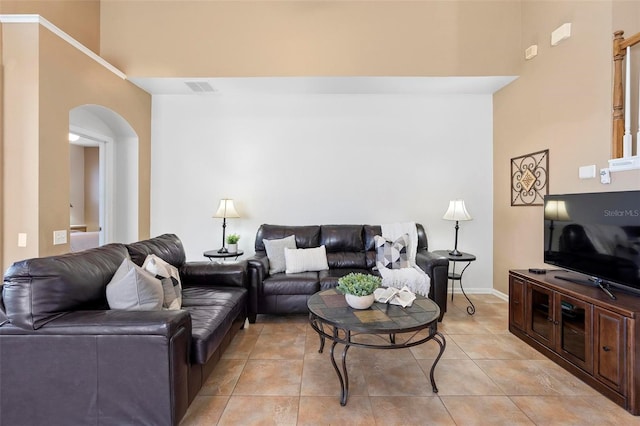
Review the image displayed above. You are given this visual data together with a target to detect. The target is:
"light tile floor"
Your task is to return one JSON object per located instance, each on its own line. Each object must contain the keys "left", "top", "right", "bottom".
{"left": 180, "top": 294, "right": 640, "bottom": 425}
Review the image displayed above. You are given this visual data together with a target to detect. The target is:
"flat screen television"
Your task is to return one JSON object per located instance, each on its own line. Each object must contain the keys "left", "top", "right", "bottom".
{"left": 543, "top": 190, "right": 640, "bottom": 298}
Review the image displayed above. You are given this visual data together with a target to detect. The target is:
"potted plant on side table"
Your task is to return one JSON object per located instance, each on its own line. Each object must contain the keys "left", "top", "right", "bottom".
{"left": 336, "top": 272, "right": 382, "bottom": 309}
{"left": 226, "top": 234, "right": 240, "bottom": 253}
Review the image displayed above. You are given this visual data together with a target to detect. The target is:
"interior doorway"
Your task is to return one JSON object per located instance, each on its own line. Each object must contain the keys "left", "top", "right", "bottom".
{"left": 69, "top": 133, "right": 108, "bottom": 248}
{"left": 69, "top": 105, "right": 139, "bottom": 246}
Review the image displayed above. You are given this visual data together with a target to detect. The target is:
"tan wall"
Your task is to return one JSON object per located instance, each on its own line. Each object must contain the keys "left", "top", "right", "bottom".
{"left": 2, "top": 22, "right": 151, "bottom": 268}
{"left": 0, "top": 1, "right": 118, "bottom": 268}
{"left": 2, "top": 24, "right": 40, "bottom": 263}
{"left": 0, "top": 0, "right": 101, "bottom": 52}
{"left": 0, "top": 22, "right": 4, "bottom": 268}
{"left": 100, "top": 0, "right": 522, "bottom": 78}
{"left": 84, "top": 146, "right": 99, "bottom": 232}
{"left": 493, "top": 0, "right": 640, "bottom": 295}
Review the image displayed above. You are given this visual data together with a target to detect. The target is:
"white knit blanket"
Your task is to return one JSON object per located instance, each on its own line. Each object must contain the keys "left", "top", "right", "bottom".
{"left": 378, "top": 222, "right": 431, "bottom": 297}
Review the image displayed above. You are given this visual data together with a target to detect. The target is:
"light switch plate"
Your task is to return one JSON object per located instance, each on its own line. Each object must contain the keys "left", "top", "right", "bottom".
{"left": 18, "top": 233, "right": 27, "bottom": 247}
{"left": 578, "top": 165, "right": 596, "bottom": 179}
{"left": 53, "top": 230, "right": 67, "bottom": 245}
{"left": 551, "top": 23, "right": 572, "bottom": 46}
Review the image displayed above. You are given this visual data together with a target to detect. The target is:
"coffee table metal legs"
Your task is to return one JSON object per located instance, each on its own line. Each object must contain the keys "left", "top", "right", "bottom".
{"left": 313, "top": 323, "right": 447, "bottom": 406}
{"left": 330, "top": 340, "right": 351, "bottom": 406}
{"left": 429, "top": 331, "right": 447, "bottom": 393}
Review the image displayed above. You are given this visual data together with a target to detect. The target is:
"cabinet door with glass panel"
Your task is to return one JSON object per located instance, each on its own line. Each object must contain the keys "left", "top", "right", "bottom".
{"left": 526, "top": 283, "right": 556, "bottom": 347}
{"left": 526, "top": 282, "right": 593, "bottom": 373}
{"left": 555, "top": 293, "right": 593, "bottom": 373}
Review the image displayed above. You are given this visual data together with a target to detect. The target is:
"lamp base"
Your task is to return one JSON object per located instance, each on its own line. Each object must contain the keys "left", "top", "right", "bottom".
{"left": 448, "top": 249, "right": 463, "bottom": 256}
{"left": 217, "top": 247, "right": 228, "bottom": 254}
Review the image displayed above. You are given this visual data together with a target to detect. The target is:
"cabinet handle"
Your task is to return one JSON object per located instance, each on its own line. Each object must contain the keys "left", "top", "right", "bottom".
{"left": 554, "top": 320, "right": 559, "bottom": 325}
{"left": 547, "top": 317, "right": 554, "bottom": 322}
{"left": 603, "top": 346, "right": 611, "bottom": 352}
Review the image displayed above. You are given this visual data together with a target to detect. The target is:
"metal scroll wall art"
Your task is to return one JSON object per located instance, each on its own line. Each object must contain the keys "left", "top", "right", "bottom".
{"left": 511, "top": 149, "right": 549, "bottom": 206}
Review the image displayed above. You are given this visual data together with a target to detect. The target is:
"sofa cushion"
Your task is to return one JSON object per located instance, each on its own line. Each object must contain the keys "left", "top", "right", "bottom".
{"left": 181, "top": 286, "right": 247, "bottom": 309}
{"left": 325, "top": 252, "right": 367, "bottom": 269}
{"left": 319, "top": 225, "right": 364, "bottom": 252}
{"left": 262, "top": 273, "right": 319, "bottom": 296}
{"left": 2, "top": 243, "right": 129, "bottom": 330}
{"left": 375, "top": 234, "right": 411, "bottom": 269}
{"left": 318, "top": 268, "right": 373, "bottom": 290}
{"left": 106, "top": 258, "right": 165, "bottom": 311}
{"left": 181, "top": 286, "right": 247, "bottom": 365}
{"left": 255, "top": 225, "right": 320, "bottom": 251}
{"left": 264, "top": 235, "right": 297, "bottom": 275}
{"left": 284, "top": 246, "right": 329, "bottom": 274}
{"left": 127, "top": 234, "right": 186, "bottom": 269}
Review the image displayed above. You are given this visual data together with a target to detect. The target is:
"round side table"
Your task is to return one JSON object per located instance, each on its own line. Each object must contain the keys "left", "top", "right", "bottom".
{"left": 433, "top": 250, "right": 477, "bottom": 315}
{"left": 203, "top": 250, "right": 244, "bottom": 262}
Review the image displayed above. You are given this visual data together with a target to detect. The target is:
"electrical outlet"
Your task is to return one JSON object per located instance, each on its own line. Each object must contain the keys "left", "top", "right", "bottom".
{"left": 600, "top": 168, "right": 611, "bottom": 184}
{"left": 525, "top": 45, "right": 538, "bottom": 60}
{"left": 18, "top": 233, "right": 27, "bottom": 247}
{"left": 53, "top": 230, "right": 67, "bottom": 245}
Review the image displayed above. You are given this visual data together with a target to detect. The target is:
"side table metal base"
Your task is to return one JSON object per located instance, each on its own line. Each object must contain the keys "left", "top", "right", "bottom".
{"left": 434, "top": 250, "right": 477, "bottom": 316}
{"left": 449, "top": 261, "right": 476, "bottom": 315}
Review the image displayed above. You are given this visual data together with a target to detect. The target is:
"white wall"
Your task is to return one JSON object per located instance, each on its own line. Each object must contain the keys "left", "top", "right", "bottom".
{"left": 151, "top": 93, "right": 494, "bottom": 293}
{"left": 70, "top": 105, "right": 140, "bottom": 244}
{"left": 69, "top": 144, "right": 85, "bottom": 225}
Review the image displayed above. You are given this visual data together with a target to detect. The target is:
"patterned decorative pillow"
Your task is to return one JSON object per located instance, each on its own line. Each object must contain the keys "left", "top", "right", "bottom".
{"left": 142, "top": 254, "right": 182, "bottom": 310}
{"left": 374, "top": 234, "right": 411, "bottom": 269}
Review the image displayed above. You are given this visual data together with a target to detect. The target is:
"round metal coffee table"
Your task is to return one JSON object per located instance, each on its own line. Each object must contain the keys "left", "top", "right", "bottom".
{"left": 307, "top": 288, "right": 446, "bottom": 406}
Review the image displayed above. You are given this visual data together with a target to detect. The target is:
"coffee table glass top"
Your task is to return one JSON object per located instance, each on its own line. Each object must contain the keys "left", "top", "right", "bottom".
{"left": 307, "top": 288, "right": 440, "bottom": 334}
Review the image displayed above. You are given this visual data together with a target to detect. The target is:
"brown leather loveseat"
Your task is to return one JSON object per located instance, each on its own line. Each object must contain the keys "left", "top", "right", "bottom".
{"left": 0, "top": 234, "right": 247, "bottom": 426}
{"left": 246, "top": 224, "right": 449, "bottom": 323}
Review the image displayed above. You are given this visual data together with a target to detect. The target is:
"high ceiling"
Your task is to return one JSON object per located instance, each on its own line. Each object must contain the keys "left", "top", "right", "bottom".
{"left": 130, "top": 76, "right": 517, "bottom": 96}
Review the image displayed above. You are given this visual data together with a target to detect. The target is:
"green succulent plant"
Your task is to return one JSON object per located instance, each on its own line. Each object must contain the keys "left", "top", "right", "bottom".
{"left": 336, "top": 273, "right": 381, "bottom": 296}
{"left": 226, "top": 233, "right": 240, "bottom": 244}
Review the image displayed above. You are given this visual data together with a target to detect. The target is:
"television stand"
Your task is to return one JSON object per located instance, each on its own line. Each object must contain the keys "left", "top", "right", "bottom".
{"left": 554, "top": 274, "right": 616, "bottom": 300}
{"left": 509, "top": 269, "right": 640, "bottom": 415}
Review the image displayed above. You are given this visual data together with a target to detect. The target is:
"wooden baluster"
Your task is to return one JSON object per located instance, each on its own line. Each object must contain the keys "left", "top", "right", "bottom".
{"left": 613, "top": 31, "right": 625, "bottom": 160}
{"left": 613, "top": 30, "right": 640, "bottom": 160}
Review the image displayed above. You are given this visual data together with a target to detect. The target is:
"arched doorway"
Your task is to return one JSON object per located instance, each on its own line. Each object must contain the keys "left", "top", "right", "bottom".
{"left": 69, "top": 105, "right": 139, "bottom": 245}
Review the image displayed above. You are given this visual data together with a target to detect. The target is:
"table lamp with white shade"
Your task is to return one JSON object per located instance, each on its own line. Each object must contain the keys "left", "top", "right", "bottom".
{"left": 443, "top": 200, "right": 473, "bottom": 256}
{"left": 213, "top": 199, "right": 240, "bottom": 253}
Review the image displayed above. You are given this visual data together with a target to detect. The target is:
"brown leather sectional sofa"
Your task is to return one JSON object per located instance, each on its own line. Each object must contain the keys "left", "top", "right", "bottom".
{"left": 0, "top": 234, "right": 247, "bottom": 426}
{"left": 246, "top": 223, "right": 449, "bottom": 322}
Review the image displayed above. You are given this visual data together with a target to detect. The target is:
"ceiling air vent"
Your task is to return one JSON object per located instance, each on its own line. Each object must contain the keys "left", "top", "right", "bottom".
{"left": 184, "top": 81, "right": 215, "bottom": 93}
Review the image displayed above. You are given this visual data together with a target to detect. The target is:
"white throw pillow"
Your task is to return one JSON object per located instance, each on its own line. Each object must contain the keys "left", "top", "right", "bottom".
{"left": 264, "top": 235, "right": 297, "bottom": 275}
{"left": 142, "top": 254, "right": 182, "bottom": 310}
{"left": 106, "top": 258, "right": 164, "bottom": 311}
{"left": 284, "top": 245, "right": 329, "bottom": 274}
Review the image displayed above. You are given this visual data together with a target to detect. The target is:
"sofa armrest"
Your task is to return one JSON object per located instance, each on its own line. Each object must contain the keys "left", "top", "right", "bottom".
{"left": 0, "top": 309, "right": 191, "bottom": 426}
{"left": 246, "top": 254, "right": 269, "bottom": 277}
{"left": 246, "top": 254, "right": 269, "bottom": 322}
{"left": 0, "top": 309, "right": 192, "bottom": 336}
{"left": 416, "top": 250, "right": 449, "bottom": 320}
{"left": 179, "top": 261, "right": 247, "bottom": 289}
